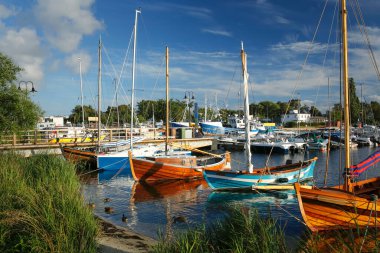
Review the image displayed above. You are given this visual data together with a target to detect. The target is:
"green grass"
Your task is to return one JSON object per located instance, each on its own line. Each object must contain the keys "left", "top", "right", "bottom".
{"left": 0, "top": 153, "right": 98, "bottom": 252}
{"left": 152, "top": 204, "right": 288, "bottom": 253}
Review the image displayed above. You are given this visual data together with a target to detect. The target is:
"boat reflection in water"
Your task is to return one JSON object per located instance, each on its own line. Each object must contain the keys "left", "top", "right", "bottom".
{"left": 130, "top": 179, "right": 209, "bottom": 203}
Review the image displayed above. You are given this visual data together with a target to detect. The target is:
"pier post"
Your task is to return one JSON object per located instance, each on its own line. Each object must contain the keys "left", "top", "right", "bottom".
{"left": 34, "top": 130, "right": 37, "bottom": 145}
{"left": 211, "top": 138, "right": 218, "bottom": 151}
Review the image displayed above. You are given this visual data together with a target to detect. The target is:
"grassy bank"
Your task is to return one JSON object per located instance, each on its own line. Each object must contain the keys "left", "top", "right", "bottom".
{"left": 153, "top": 205, "right": 288, "bottom": 253}
{"left": 0, "top": 153, "right": 98, "bottom": 252}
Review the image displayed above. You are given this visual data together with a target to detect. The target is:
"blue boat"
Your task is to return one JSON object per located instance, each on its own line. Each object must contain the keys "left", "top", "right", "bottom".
{"left": 203, "top": 42, "right": 318, "bottom": 191}
{"left": 203, "top": 158, "right": 317, "bottom": 191}
{"left": 199, "top": 121, "right": 225, "bottom": 135}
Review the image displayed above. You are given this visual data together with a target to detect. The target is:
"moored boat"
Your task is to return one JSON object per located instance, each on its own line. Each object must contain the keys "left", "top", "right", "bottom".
{"left": 129, "top": 151, "right": 230, "bottom": 181}
{"left": 203, "top": 42, "right": 317, "bottom": 191}
{"left": 294, "top": 0, "right": 380, "bottom": 232}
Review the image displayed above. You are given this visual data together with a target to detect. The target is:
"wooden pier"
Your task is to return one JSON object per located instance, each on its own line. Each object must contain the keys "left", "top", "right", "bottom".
{"left": 0, "top": 128, "right": 215, "bottom": 157}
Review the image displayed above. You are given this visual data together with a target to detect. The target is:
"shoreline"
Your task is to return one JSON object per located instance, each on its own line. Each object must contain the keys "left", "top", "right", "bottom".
{"left": 96, "top": 216, "right": 157, "bottom": 253}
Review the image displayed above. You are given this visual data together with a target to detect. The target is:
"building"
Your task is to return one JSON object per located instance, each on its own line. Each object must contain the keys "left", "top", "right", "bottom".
{"left": 36, "top": 116, "right": 69, "bottom": 129}
{"left": 281, "top": 110, "right": 311, "bottom": 124}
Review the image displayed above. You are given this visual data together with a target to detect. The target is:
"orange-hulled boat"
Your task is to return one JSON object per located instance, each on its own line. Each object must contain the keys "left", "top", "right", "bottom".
{"left": 129, "top": 151, "right": 230, "bottom": 181}
{"left": 294, "top": 0, "right": 380, "bottom": 232}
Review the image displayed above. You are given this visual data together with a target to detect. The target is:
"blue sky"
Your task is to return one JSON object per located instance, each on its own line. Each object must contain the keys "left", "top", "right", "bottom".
{"left": 1, "top": 0, "right": 380, "bottom": 116}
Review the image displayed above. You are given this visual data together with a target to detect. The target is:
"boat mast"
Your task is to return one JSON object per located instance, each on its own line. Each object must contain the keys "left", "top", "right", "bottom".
{"left": 97, "top": 37, "right": 102, "bottom": 150}
{"left": 241, "top": 42, "right": 253, "bottom": 173}
{"left": 165, "top": 46, "right": 169, "bottom": 155}
{"left": 79, "top": 57, "right": 85, "bottom": 128}
{"left": 341, "top": 0, "right": 352, "bottom": 192}
{"left": 205, "top": 95, "right": 207, "bottom": 122}
{"left": 130, "top": 8, "right": 141, "bottom": 151}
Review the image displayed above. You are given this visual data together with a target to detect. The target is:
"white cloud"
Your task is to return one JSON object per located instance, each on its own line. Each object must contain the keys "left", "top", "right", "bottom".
{"left": 0, "top": 4, "right": 16, "bottom": 19}
{"left": 202, "top": 28, "right": 232, "bottom": 37}
{"left": 34, "top": 0, "right": 103, "bottom": 53}
{"left": 0, "top": 28, "right": 44, "bottom": 83}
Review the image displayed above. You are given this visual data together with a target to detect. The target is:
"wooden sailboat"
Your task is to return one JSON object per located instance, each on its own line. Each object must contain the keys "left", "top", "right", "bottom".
{"left": 129, "top": 47, "right": 230, "bottom": 181}
{"left": 294, "top": 0, "right": 380, "bottom": 232}
{"left": 202, "top": 42, "right": 318, "bottom": 191}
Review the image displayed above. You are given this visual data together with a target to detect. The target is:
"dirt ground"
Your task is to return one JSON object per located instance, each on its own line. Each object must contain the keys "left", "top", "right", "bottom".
{"left": 96, "top": 217, "right": 157, "bottom": 253}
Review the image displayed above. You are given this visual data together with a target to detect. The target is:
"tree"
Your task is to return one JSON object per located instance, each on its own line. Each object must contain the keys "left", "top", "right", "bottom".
{"left": 68, "top": 105, "right": 96, "bottom": 126}
{"left": 348, "top": 78, "right": 361, "bottom": 123}
{"left": 0, "top": 52, "right": 43, "bottom": 133}
{"left": 310, "top": 106, "right": 322, "bottom": 117}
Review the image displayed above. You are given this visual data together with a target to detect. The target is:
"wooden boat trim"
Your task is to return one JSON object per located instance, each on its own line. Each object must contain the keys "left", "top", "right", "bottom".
{"left": 215, "top": 157, "right": 317, "bottom": 176}
{"left": 128, "top": 150, "right": 138, "bottom": 181}
{"left": 295, "top": 182, "right": 317, "bottom": 231}
{"left": 253, "top": 184, "right": 312, "bottom": 191}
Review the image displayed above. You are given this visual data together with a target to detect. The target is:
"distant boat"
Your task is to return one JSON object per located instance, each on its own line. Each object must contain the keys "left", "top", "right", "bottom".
{"left": 294, "top": 0, "right": 380, "bottom": 232}
{"left": 199, "top": 121, "right": 225, "bottom": 135}
{"left": 203, "top": 42, "right": 317, "bottom": 191}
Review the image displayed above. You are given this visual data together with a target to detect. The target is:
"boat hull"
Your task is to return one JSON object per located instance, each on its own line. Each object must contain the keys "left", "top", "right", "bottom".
{"left": 199, "top": 122, "right": 225, "bottom": 135}
{"left": 203, "top": 158, "right": 317, "bottom": 190}
{"left": 61, "top": 146, "right": 97, "bottom": 168}
{"left": 294, "top": 177, "right": 380, "bottom": 232}
{"left": 130, "top": 154, "right": 228, "bottom": 181}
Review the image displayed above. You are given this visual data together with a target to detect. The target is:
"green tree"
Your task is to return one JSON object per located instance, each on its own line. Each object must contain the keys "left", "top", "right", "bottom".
{"left": 349, "top": 78, "right": 361, "bottom": 123}
{"left": 0, "top": 52, "right": 43, "bottom": 133}
{"left": 310, "top": 106, "right": 322, "bottom": 116}
{"left": 68, "top": 105, "right": 96, "bottom": 126}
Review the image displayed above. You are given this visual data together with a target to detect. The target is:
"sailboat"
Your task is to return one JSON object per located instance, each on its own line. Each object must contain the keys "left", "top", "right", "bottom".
{"left": 129, "top": 47, "right": 230, "bottom": 181}
{"left": 202, "top": 42, "right": 318, "bottom": 191}
{"left": 294, "top": 0, "right": 380, "bottom": 232}
{"left": 61, "top": 9, "right": 165, "bottom": 172}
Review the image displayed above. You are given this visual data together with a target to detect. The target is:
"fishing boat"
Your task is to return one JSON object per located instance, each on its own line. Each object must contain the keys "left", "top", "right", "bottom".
{"left": 129, "top": 47, "right": 230, "bottom": 181}
{"left": 294, "top": 0, "right": 380, "bottom": 232}
{"left": 203, "top": 42, "right": 317, "bottom": 191}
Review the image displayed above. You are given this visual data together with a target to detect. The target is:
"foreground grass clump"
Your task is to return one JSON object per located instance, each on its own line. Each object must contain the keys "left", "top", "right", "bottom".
{"left": 0, "top": 153, "right": 98, "bottom": 252}
{"left": 300, "top": 228, "right": 380, "bottom": 253}
{"left": 153, "top": 205, "right": 288, "bottom": 253}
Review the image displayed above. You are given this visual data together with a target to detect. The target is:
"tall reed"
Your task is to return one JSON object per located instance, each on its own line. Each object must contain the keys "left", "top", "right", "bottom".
{"left": 152, "top": 204, "right": 288, "bottom": 253}
{"left": 0, "top": 153, "right": 98, "bottom": 252}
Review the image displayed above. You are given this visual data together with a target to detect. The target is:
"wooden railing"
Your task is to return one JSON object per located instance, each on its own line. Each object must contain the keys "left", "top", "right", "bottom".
{"left": 0, "top": 127, "right": 165, "bottom": 146}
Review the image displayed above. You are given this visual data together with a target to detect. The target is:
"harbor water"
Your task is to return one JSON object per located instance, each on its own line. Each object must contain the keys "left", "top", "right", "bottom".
{"left": 81, "top": 146, "right": 380, "bottom": 243}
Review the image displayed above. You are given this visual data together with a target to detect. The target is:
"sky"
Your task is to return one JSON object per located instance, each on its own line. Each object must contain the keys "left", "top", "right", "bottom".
{"left": 1, "top": 0, "right": 380, "bottom": 117}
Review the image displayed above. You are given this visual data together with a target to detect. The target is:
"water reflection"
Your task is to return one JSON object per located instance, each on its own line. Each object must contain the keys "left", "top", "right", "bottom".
{"left": 130, "top": 179, "right": 208, "bottom": 203}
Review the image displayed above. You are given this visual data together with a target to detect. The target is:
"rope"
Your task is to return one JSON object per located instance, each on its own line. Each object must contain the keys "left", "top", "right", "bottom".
{"left": 168, "top": 142, "right": 224, "bottom": 158}
{"left": 280, "top": 0, "right": 329, "bottom": 126}
{"left": 359, "top": 195, "right": 377, "bottom": 253}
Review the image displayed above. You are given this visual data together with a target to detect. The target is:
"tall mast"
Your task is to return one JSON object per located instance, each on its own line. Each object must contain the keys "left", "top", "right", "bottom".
{"left": 130, "top": 8, "right": 141, "bottom": 151}
{"left": 79, "top": 57, "right": 85, "bottom": 128}
{"left": 115, "top": 78, "right": 120, "bottom": 128}
{"left": 341, "top": 0, "right": 351, "bottom": 191}
{"left": 165, "top": 46, "right": 169, "bottom": 155}
{"left": 241, "top": 42, "right": 253, "bottom": 173}
{"left": 97, "top": 37, "right": 102, "bottom": 150}
{"left": 204, "top": 95, "right": 207, "bottom": 122}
